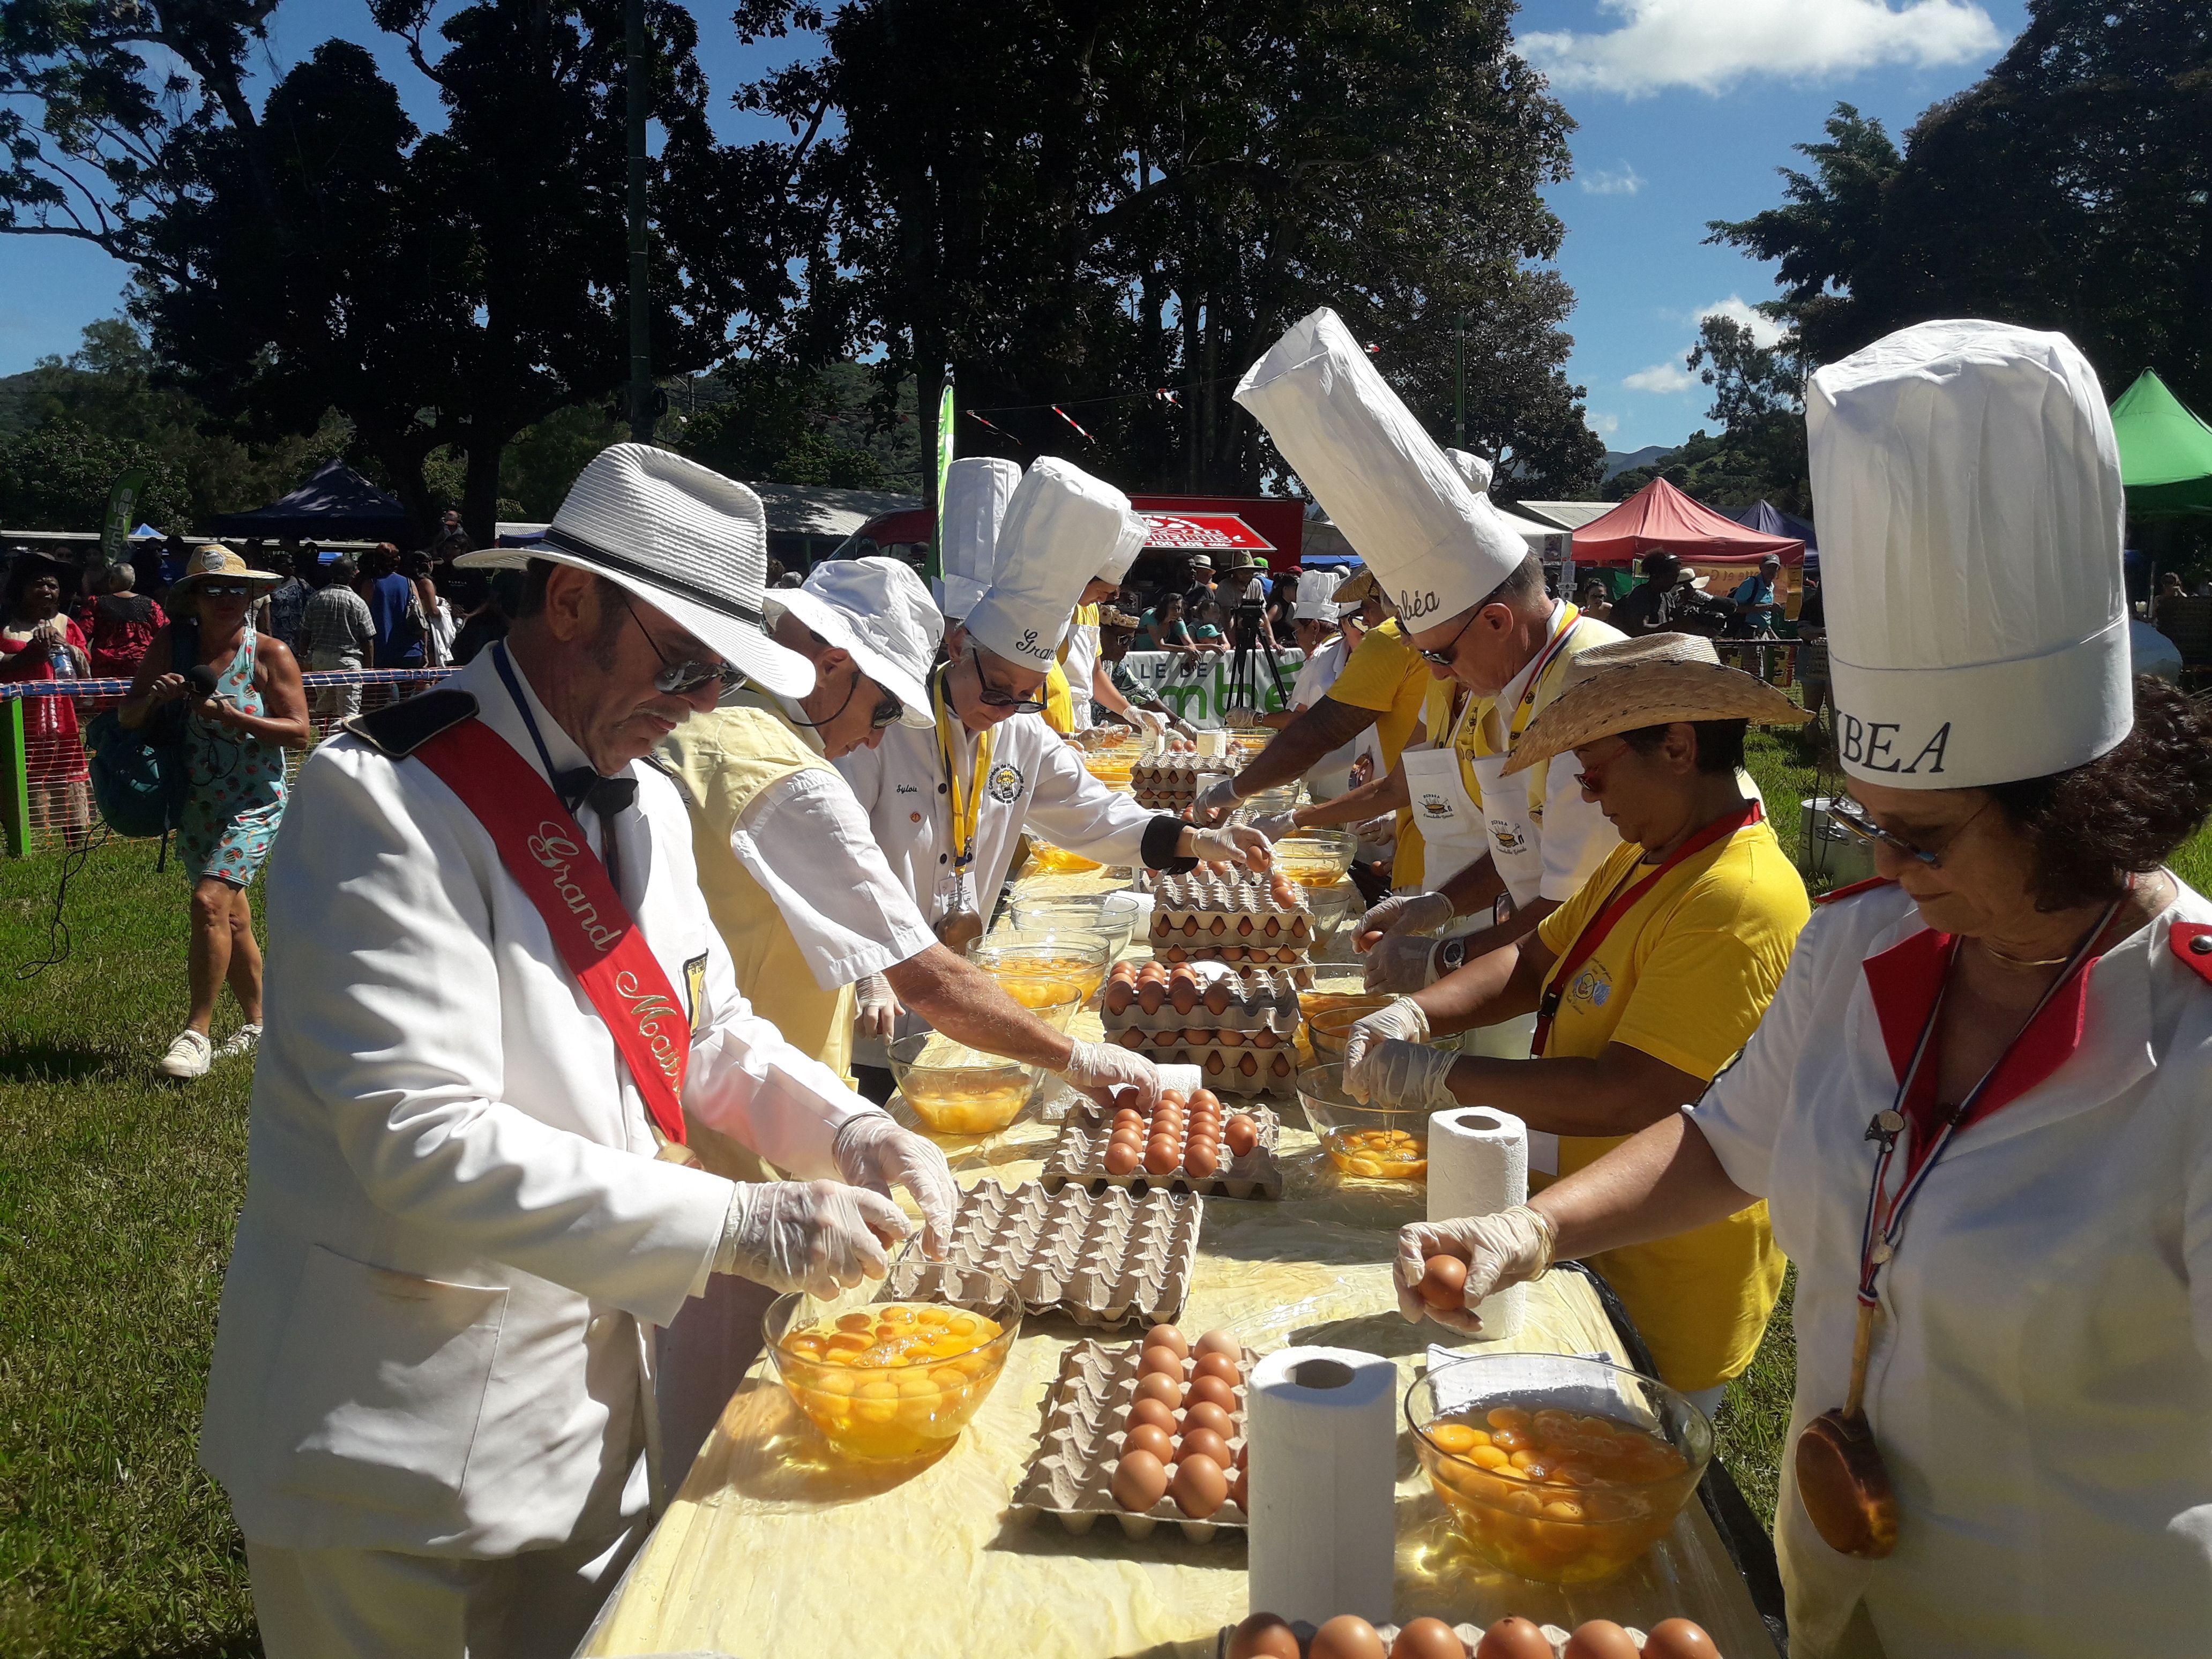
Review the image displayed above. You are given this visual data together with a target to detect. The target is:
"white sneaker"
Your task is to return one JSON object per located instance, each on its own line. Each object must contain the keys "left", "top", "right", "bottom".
{"left": 215, "top": 1023, "right": 262, "bottom": 1061}
{"left": 160, "top": 1029, "right": 213, "bottom": 1079}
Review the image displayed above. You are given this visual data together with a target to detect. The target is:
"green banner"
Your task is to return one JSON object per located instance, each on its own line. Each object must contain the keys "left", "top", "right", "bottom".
{"left": 929, "top": 372, "right": 955, "bottom": 580}
{"left": 99, "top": 466, "right": 150, "bottom": 568}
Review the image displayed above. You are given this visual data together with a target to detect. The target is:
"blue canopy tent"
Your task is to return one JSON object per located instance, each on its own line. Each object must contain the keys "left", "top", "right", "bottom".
{"left": 1723, "top": 500, "right": 1817, "bottom": 569}
{"left": 208, "top": 459, "right": 410, "bottom": 543}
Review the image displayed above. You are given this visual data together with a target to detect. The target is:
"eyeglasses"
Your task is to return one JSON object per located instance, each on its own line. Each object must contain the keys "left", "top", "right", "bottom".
{"left": 1572, "top": 736, "right": 1632, "bottom": 794}
{"left": 199, "top": 581, "right": 250, "bottom": 598}
{"left": 1416, "top": 608, "right": 1482, "bottom": 668}
{"left": 965, "top": 647, "right": 1046, "bottom": 713}
{"left": 869, "top": 687, "right": 905, "bottom": 729}
{"left": 1825, "top": 796, "right": 1992, "bottom": 867}
{"left": 621, "top": 596, "right": 744, "bottom": 696}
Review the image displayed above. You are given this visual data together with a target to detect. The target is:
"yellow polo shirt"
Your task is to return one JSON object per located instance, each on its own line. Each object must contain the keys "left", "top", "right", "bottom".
{"left": 1532, "top": 813, "right": 1809, "bottom": 1393}
{"left": 1324, "top": 620, "right": 1432, "bottom": 878}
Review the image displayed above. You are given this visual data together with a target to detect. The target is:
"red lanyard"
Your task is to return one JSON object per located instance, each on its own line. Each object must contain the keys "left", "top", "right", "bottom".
{"left": 1530, "top": 800, "right": 1763, "bottom": 1057}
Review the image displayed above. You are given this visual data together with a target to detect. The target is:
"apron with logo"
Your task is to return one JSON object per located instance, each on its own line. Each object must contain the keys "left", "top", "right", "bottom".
{"left": 1468, "top": 609, "right": 1586, "bottom": 911}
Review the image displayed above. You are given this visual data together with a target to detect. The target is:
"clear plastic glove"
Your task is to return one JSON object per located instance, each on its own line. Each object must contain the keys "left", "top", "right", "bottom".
{"left": 1362, "top": 930, "right": 1444, "bottom": 994}
{"left": 832, "top": 1112, "right": 959, "bottom": 1257}
{"left": 1221, "top": 704, "right": 1261, "bottom": 731}
{"left": 1350, "top": 813, "right": 1398, "bottom": 849}
{"left": 1342, "top": 996, "right": 1430, "bottom": 1098}
{"left": 1062, "top": 1039, "right": 1162, "bottom": 1110}
{"left": 1394, "top": 1206, "right": 1557, "bottom": 1334}
{"left": 1355, "top": 890, "right": 1455, "bottom": 951}
{"left": 1246, "top": 810, "right": 1299, "bottom": 843}
{"left": 1185, "top": 824, "right": 1274, "bottom": 872}
{"left": 1133, "top": 707, "right": 1169, "bottom": 739}
{"left": 1191, "top": 773, "right": 1243, "bottom": 825}
{"left": 1349, "top": 1038, "right": 1460, "bottom": 1109}
{"left": 714, "top": 1179, "right": 910, "bottom": 1298}
{"left": 853, "top": 972, "right": 901, "bottom": 1042}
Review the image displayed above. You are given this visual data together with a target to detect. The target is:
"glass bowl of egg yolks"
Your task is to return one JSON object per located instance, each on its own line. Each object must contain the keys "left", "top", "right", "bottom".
{"left": 1296, "top": 1062, "right": 1430, "bottom": 1180}
{"left": 1407, "top": 1353, "right": 1712, "bottom": 1583}
{"left": 888, "top": 1034, "right": 1047, "bottom": 1136}
{"left": 765, "top": 1274, "right": 1022, "bottom": 1462}
{"left": 969, "top": 933, "right": 1116, "bottom": 1007}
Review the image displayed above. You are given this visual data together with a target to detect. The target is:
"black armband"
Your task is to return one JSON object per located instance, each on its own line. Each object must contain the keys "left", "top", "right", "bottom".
{"left": 1141, "top": 814, "right": 1195, "bottom": 872}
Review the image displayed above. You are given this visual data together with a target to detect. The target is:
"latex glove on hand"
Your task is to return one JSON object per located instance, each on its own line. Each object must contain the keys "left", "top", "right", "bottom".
{"left": 1362, "top": 930, "right": 1444, "bottom": 995}
{"left": 853, "top": 973, "right": 901, "bottom": 1042}
{"left": 1354, "top": 890, "right": 1455, "bottom": 953}
{"left": 1191, "top": 774, "right": 1243, "bottom": 826}
{"left": 1184, "top": 823, "right": 1274, "bottom": 872}
{"left": 1350, "top": 1038, "right": 1460, "bottom": 1110}
{"left": 832, "top": 1112, "right": 959, "bottom": 1258}
{"left": 1063, "top": 1039, "right": 1162, "bottom": 1110}
{"left": 715, "top": 1179, "right": 910, "bottom": 1298}
{"left": 1350, "top": 813, "right": 1398, "bottom": 850}
{"left": 1342, "top": 996, "right": 1429, "bottom": 1098}
{"left": 1395, "top": 1206, "right": 1557, "bottom": 1334}
{"left": 1133, "top": 707, "right": 1169, "bottom": 740}
{"left": 1245, "top": 811, "right": 1299, "bottom": 843}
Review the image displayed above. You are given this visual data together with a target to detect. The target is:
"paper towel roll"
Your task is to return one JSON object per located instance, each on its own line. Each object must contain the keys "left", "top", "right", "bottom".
{"left": 1246, "top": 1346, "right": 1399, "bottom": 1626}
{"left": 1427, "top": 1106, "right": 1529, "bottom": 1340}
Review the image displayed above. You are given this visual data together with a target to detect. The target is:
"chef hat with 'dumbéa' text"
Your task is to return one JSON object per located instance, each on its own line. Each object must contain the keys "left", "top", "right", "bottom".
{"left": 962, "top": 457, "right": 1142, "bottom": 670}
{"left": 1234, "top": 308, "right": 1525, "bottom": 630}
{"left": 937, "top": 456, "right": 1022, "bottom": 622}
{"left": 1809, "top": 319, "right": 2131, "bottom": 790}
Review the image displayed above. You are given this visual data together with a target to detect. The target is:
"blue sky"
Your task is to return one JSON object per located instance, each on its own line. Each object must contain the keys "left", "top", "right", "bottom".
{"left": 3, "top": 0, "right": 2028, "bottom": 456}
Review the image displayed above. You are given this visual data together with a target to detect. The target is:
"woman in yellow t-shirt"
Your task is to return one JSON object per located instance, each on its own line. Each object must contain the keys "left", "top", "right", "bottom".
{"left": 1343, "top": 633, "right": 1814, "bottom": 1404}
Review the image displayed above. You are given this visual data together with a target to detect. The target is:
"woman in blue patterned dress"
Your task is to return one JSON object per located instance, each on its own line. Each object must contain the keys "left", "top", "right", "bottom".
{"left": 120, "top": 546, "right": 310, "bottom": 1079}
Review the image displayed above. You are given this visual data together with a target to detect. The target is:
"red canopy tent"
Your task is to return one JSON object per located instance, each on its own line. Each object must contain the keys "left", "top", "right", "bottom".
{"left": 1571, "top": 477, "right": 1805, "bottom": 568}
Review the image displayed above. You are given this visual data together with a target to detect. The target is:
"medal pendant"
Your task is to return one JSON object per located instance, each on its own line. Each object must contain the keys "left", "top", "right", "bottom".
{"left": 654, "top": 1139, "right": 703, "bottom": 1170}
{"left": 935, "top": 909, "right": 984, "bottom": 952}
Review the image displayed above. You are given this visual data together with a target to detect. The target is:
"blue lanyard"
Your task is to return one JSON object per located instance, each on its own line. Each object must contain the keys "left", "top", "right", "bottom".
{"left": 492, "top": 641, "right": 562, "bottom": 787}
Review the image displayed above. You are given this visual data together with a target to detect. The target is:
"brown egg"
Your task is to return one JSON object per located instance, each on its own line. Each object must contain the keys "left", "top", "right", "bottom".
{"left": 1227, "top": 1612, "right": 1302, "bottom": 1659}
{"left": 1229, "top": 1463, "right": 1249, "bottom": 1509}
{"left": 1194, "top": 1351, "right": 1243, "bottom": 1388}
{"left": 1184, "top": 1144, "right": 1221, "bottom": 1179}
{"left": 1194, "top": 1328, "right": 1241, "bottom": 1359}
{"left": 1224, "top": 1115, "right": 1260, "bottom": 1156}
{"left": 1642, "top": 1620, "right": 1721, "bottom": 1659}
{"left": 1188, "top": 1374, "right": 1238, "bottom": 1413}
{"left": 1111, "top": 1448, "right": 1169, "bottom": 1512}
{"left": 1169, "top": 1452, "right": 1228, "bottom": 1518}
{"left": 1144, "top": 1139, "right": 1181, "bottom": 1176}
{"left": 1103, "top": 981, "right": 1132, "bottom": 1014}
{"left": 1138, "top": 1343, "right": 1185, "bottom": 1380}
{"left": 1123, "top": 1422, "right": 1175, "bottom": 1463}
{"left": 1217, "top": 1027, "right": 1247, "bottom": 1047}
{"left": 1391, "top": 1619, "right": 1468, "bottom": 1659}
{"left": 1103, "top": 1141, "right": 1141, "bottom": 1176}
{"left": 1127, "top": 1395, "right": 1178, "bottom": 1434}
{"left": 1178, "top": 1425, "right": 1232, "bottom": 1467}
{"left": 1144, "top": 1325, "right": 1189, "bottom": 1359}
{"left": 1563, "top": 1621, "right": 1641, "bottom": 1659}
{"left": 1192, "top": 1088, "right": 1221, "bottom": 1110}
{"left": 1475, "top": 1618, "right": 1553, "bottom": 1659}
{"left": 1169, "top": 980, "right": 1198, "bottom": 1015}
{"left": 1236, "top": 1440, "right": 1248, "bottom": 1471}
{"left": 1310, "top": 1615, "right": 1387, "bottom": 1659}
{"left": 1253, "top": 1028, "right": 1280, "bottom": 1048}
{"left": 1203, "top": 980, "right": 1233, "bottom": 1015}
{"left": 1182, "top": 1399, "right": 1235, "bottom": 1440}
{"left": 1134, "top": 1372, "right": 1183, "bottom": 1409}
{"left": 1420, "top": 1254, "right": 1470, "bottom": 1310}
{"left": 1137, "top": 981, "right": 1165, "bottom": 1013}
{"left": 1112, "top": 1107, "right": 1145, "bottom": 1133}
{"left": 1159, "top": 1088, "right": 1187, "bottom": 1108}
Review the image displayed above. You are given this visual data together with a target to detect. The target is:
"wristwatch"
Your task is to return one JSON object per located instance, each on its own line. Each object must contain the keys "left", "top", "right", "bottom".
{"left": 1436, "top": 936, "right": 1468, "bottom": 975}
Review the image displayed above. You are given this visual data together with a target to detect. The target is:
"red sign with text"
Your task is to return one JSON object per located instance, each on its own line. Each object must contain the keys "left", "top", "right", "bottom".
{"left": 1138, "top": 512, "right": 1275, "bottom": 552}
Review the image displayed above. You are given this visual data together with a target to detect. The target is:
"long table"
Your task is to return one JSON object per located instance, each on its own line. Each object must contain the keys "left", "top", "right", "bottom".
{"left": 582, "top": 876, "right": 1774, "bottom": 1657}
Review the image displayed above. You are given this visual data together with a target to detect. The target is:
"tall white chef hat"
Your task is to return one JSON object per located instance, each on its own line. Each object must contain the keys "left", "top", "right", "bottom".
{"left": 937, "top": 456, "right": 1022, "bottom": 622}
{"left": 963, "top": 457, "right": 1142, "bottom": 669}
{"left": 1293, "top": 567, "right": 1343, "bottom": 622}
{"left": 1808, "top": 319, "right": 2130, "bottom": 790}
{"left": 1447, "top": 447, "right": 1495, "bottom": 496}
{"left": 1097, "top": 511, "right": 1147, "bottom": 586}
{"left": 1235, "top": 308, "right": 1526, "bottom": 630}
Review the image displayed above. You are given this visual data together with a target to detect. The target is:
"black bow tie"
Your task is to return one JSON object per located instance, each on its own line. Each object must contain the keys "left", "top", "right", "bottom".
{"left": 554, "top": 767, "right": 637, "bottom": 821}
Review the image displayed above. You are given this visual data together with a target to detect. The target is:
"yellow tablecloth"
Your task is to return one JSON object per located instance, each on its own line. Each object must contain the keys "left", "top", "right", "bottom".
{"left": 583, "top": 875, "right": 1770, "bottom": 1658}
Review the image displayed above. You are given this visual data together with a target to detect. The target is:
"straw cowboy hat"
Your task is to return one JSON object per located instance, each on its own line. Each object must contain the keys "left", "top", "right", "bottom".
{"left": 170, "top": 544, "right": 283, "bottom": 601}
{"left": 1503, "top": 632, "right": 1811, "bottom": 776}
{"left": 1331, "top": 565, "right": 1379, "bottom": 605}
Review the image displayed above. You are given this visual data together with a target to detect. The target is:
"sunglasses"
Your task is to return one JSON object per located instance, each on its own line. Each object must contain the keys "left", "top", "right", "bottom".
{"left": 199, "top": 581, "right": 250, "bottom": 598}
{"left": 966, "top": 646, "right": 1046, "bottom": 713}
{"left": 621, "top": 596, "right": 744, "bottom": 696}
{"left": 1416, "top": 608, "right": 1482, "bottom": 668}
{"left": 1825, "top": 796, "right": 1992, "bottom": 868}
{"left": 1572, "top": 736, "right": 1632, "bottom": 793}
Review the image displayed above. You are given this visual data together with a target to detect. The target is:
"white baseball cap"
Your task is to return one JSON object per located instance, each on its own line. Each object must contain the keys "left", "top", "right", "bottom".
{"left": 458, "top": 444, "right": 813, "bottom": 698}
{"left": 767, "top": 556, "right": 941, "bottom": 729}
{"left": 964, "top": 458, "right": 1142, "bottom": 669}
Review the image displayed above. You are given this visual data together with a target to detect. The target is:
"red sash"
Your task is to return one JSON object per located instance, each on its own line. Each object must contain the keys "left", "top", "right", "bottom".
{"left": 413, "top": 719, "right": 691, "bottom": 1150}
{"left": 1530, "top": 801, "right": 1763, "bottom": 1058}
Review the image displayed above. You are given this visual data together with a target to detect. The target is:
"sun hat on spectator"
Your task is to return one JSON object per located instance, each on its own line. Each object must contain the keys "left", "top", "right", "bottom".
{"left": 171, "top": 544, "right": 282, "bottom": 601}
{"left": 767, "top": 556, "right": 939, "bottom": 728}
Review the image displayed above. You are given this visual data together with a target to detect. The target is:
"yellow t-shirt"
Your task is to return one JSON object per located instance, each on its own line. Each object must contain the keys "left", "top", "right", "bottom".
{"left": 1324, "top": 620, "right": 1433, "bottom": 878}
{"left": 1531, "top": 813, "right": 1810, "bottom": 1393}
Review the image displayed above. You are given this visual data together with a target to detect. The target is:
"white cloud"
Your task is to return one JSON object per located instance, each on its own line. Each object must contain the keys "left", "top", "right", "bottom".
{"left": 1624, "top": 361, "right": 1697, "bottom": 394}
{"left": 1519, "top": 0, "right": 2001, "bottom": 98}
{"left": 1697, "top": 295, "right": 1787, "bottom": 348}
{"left": 1588, "top": 410, "right": 1622, "bottom": 437}
{"left": 1580, "top": 161, "right": 1646, "bottom": 196}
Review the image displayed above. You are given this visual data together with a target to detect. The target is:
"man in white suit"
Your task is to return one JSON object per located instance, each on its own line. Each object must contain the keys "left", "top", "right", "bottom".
{"left": 198, "top": 445, "right": 955, "bottom": 1657}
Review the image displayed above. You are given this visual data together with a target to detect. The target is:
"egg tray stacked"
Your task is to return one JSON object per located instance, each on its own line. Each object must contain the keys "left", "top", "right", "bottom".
{"left": 1010, "top": 1335, "right": 1257, "bottom": 1543}
{"left": 880, "top": 1178, "right": 1201, "bottom": 1328}
{"left": 1212, "top": 1619, "right": 1706, "bottom": 1658}
{"left": 1132, "top": 753, "right": 1234, "bottom": 810}
{"left": 1101, "top": 962, "right": 1303, "bottom": 1095}
{"left": 1149, "top": 872, "right": 1315, "bottom": 968}
{"left": 1043, "top": 1101, "right": 1284, "bottom": 1199}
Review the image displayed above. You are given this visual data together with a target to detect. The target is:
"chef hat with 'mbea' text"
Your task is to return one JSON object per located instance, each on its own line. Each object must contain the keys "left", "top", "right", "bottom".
{"left": 1235, "top": 308, "right": 1525, "bottom": 629}
{"left": 937, "top": 457, "right": 1021, "bottom": 622}
{"left": 963, "top": 457, "right": 1141, "bottom": 669}
{"left": 1809, "top": 319, "right": 2130, "bottom": 790}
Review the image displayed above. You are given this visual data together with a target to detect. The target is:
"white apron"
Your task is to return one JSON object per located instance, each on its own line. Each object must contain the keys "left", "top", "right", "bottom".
{"left": 1467, "top": 614, "right": 1586, "bottom": 911}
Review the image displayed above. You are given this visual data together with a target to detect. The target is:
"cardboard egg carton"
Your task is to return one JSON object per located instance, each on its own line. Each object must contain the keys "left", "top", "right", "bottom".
{"left": 881, "top": 1179, "right": 1200, "bottom": 1328}
{"left": 1011, "top": 1336, "right": 1256, "bottom": 1543}
{"left": 1102, "top": 962, "right": 1303, "bottom": 1033}
{"left": 1043, "top": 1102, "right": 1284, "bottom": 1199}
{"left": 1108, "top": 1030, "right": 1299, "bottom": 1094}
{"left": 1210, "top": 1622, "right": 1669, "bottom": 1657}
{"left": 1131, "top": 753, "right": 1233, "bottom": 810}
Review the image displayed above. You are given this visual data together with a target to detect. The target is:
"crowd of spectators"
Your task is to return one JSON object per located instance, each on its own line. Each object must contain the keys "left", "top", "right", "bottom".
{"left": 1120, "top": 551, "right": 1303, "bottom": 661}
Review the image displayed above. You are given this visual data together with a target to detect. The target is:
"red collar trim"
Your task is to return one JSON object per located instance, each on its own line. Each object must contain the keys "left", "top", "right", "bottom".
{"left": 1817, "top": 874, "right": 1896, "bottom": 906}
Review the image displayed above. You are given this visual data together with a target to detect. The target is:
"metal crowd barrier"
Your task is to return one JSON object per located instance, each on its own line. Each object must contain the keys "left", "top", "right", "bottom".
{"left": 0, "top": 668, "right": 454, "bottom": 858}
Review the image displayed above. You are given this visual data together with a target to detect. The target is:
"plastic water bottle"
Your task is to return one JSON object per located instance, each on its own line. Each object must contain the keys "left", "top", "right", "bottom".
{"left": 48, "top": 633, "right": 74, "bottom": 679}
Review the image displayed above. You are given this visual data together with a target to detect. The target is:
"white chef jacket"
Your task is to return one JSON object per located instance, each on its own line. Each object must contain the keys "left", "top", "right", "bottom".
{"left": 1688, "top": 877, "right": 2212, "bottom": 1658}
{"left": 839, "top": 705, "right": 1170, "bottom": 931}
{"left": 199, "top": 649, "right": 875, "bottom": 1559}
{"left": 721, "top": 695, "right": 940, "bottom": 989}
{"left": 1287, "top": 630, "right": 1380, "bottom": 800}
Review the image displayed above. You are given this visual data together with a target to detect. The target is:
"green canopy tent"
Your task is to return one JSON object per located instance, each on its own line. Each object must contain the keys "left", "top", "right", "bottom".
{"left": 2111, "top": 370, "right": 2212, "bottom": 517}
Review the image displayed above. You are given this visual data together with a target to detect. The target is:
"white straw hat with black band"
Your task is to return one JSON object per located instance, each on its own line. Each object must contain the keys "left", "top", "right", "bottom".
{"left": 938, "top": 456, "right": 1022, "bottom": 622}
{"left": 767, "top": 556, "right": 940, "bottom": 728}
{"left": 1808, "top": 319, "right": 2129, "bottom": 790}
{"left": 1503, "top": 632, "right": 1812, "bottom": 777}
{"left": 963, "top": 457, "right": 1142, "bottom": 669}
{"left": 456, "top": 443, "right": 814, "bottom": 698}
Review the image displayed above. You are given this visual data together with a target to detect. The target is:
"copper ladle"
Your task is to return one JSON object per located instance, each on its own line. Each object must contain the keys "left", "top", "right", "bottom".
{"left": 1794, "top": 1301, "right": 1897, "bottom": 1558}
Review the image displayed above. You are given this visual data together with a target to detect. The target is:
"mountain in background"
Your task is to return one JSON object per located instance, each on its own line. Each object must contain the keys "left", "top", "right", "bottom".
{"left": 1601, "top": 444, "right": 1676, "bottom": 482}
